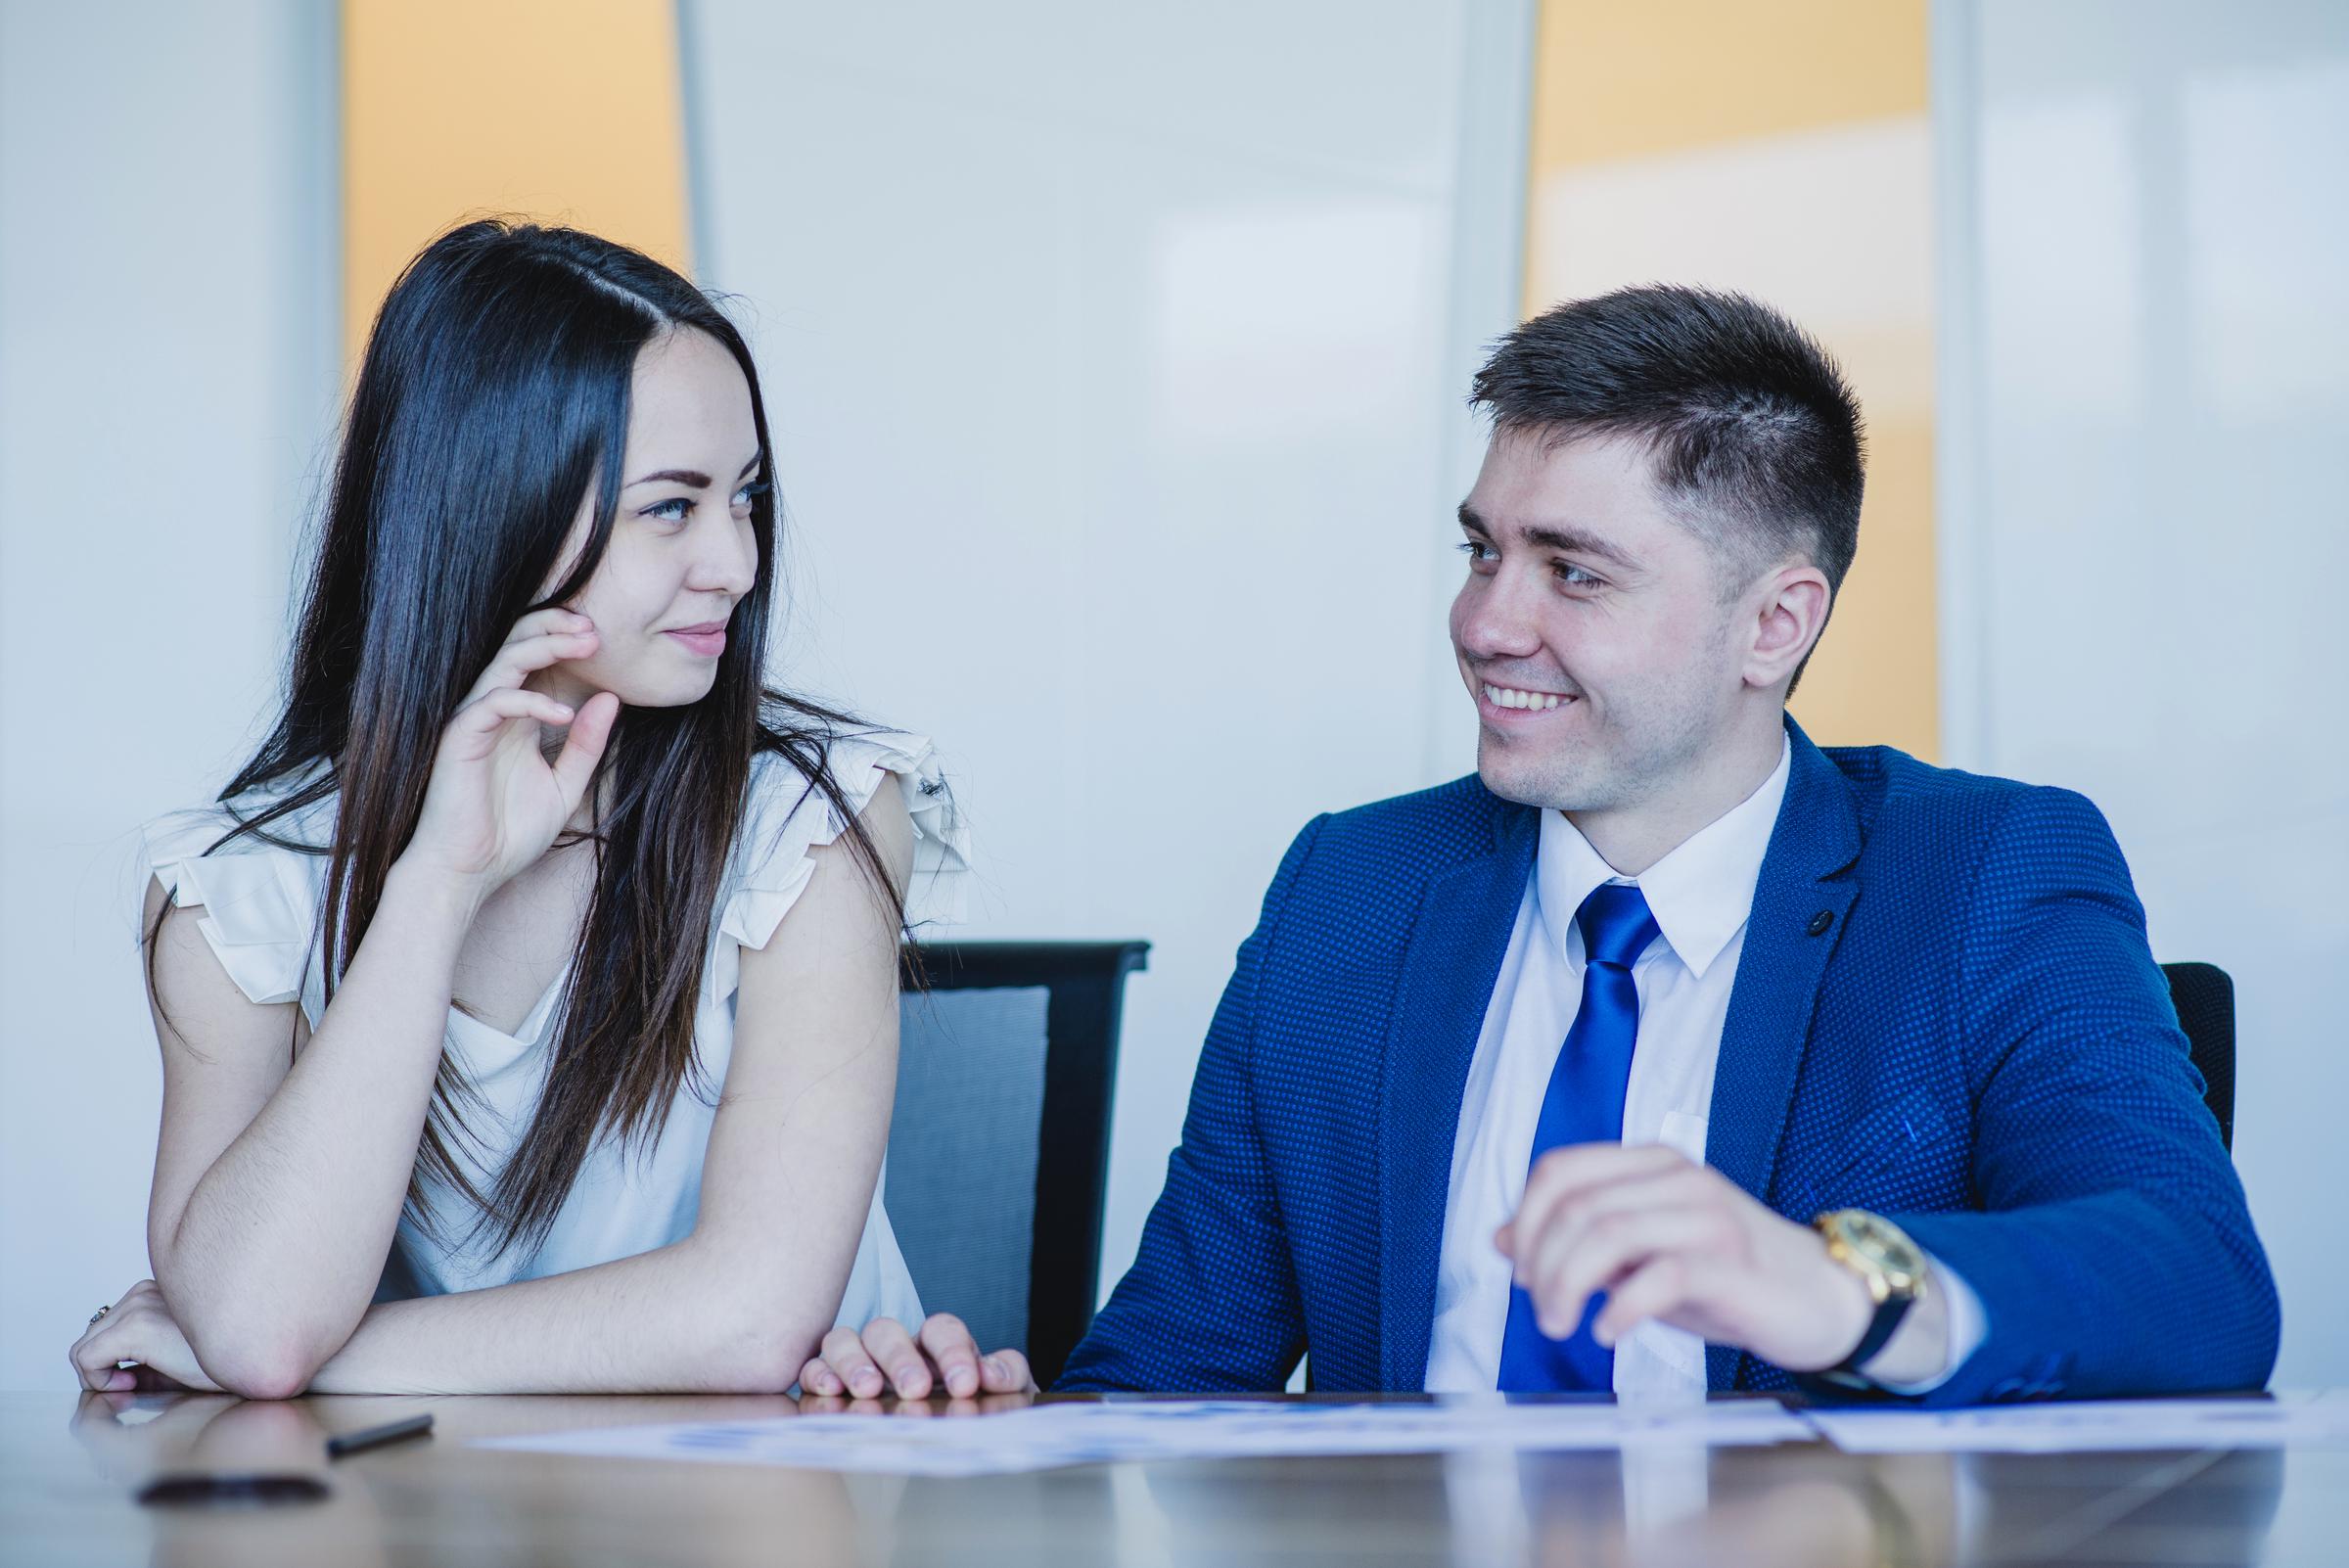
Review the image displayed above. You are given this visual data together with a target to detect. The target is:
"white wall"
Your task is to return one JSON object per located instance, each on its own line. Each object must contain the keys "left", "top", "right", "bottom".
{"left": 1936, "top": 0, "right": 2349, "bottom": 1384}
{"left": 681, "top": 0, "right": 1530, "bottom": 1320}
{"left": 0, "top": 1, "right": 341, "bottom": 1388}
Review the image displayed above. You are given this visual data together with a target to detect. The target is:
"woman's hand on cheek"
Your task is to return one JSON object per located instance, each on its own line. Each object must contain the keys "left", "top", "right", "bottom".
{"left": 403, "top": 607, "right": 622, "bottom": 898}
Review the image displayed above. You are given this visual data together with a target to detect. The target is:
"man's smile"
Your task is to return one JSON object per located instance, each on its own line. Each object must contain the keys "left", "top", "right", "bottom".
{"left": 1478, "top": 680, "right": 1580, "bottom": 715}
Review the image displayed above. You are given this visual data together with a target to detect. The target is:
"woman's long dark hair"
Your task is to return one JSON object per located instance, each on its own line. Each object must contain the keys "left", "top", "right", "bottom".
{"left": 151, "top": 219, "right": 901, "bottom": 1258}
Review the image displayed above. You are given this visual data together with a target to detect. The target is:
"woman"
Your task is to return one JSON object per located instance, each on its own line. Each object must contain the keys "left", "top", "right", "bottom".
{"left": 69, "top": 221, "right": 1029, "bottom": 1400}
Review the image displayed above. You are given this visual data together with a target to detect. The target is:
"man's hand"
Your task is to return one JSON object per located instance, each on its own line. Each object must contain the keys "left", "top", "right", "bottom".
{"left": 1497, "top": 1144, "right": 1878, "bottom": 1373}
{"left": 800, "top": 1314, "right": 1036, "bottom": 1401}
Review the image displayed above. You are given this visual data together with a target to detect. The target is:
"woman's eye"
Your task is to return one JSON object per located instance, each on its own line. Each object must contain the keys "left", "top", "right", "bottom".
{"left": 732, "top": 479, "right": 772, "bottom": 510}
{"left": 645, "top": 497, "right": 692, "bottom": 525}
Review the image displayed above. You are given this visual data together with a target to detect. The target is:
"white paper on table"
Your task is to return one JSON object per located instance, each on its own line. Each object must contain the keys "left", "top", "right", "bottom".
{"left": 1804, "top": 1391, "right": 2349, "bottom": 1454}
{"left": 473, "top": 1397, "right": 1815, "bottom": 1477}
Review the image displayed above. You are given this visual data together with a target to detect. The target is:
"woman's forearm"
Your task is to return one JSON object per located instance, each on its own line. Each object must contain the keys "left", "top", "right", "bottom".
{"left": 304, "top": 1232, "right": 844, "bottom": 1395}
{"left": 159, "top": 859, "right": 484, "bottom": 1395}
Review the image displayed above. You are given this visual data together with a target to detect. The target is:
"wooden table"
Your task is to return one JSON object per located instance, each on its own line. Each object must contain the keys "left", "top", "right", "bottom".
{"left": 1, "top": 1390, "right": 2330, "bottom": 1566}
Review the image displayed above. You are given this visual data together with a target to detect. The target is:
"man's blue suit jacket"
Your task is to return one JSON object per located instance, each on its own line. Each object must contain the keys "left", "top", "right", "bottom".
{"left": 1059, "top": 719, "right": 2279, "bottom": 1404}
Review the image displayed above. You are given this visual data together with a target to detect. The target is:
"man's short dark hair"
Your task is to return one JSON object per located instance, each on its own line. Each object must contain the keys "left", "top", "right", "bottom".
{"left": 1470, "top": 286, "right": 1865, "bottom": 686}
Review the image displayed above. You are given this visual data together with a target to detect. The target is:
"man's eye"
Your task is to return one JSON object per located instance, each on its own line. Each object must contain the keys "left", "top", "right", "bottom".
{"left": 1457, "top": 540, "right": 1497, "bottom": 565}
{"left": 1557, "top": 562, "right": 1604, "bottom": 589}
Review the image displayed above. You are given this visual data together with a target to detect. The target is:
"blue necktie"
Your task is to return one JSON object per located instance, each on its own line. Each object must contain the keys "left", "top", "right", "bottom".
{"left": 1497, "top": 881, "right": 1661, "bottom": 1393}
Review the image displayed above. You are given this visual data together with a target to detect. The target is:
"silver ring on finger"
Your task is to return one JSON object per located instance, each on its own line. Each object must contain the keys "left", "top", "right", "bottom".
{"left": 88, "top": 1305, "right": 111, "bottom": 1325}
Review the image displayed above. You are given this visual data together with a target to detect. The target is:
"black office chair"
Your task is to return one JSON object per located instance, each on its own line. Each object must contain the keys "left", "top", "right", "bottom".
{"left": 886, "top": 940, "right": 1148, "bottom": 1388}
{"left": 2161, "top": 961, "right": 2236, "bottom": 1150}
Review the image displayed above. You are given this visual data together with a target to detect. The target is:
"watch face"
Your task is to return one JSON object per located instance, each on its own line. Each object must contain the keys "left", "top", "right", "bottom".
{"left": 1832, "top": 1211, "right": 1927, "bottom": 1287}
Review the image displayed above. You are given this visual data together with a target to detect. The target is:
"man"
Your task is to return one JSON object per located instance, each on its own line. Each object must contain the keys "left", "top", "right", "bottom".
{"left": 814, "top": 286, "right": 2277, "bottom": 1405}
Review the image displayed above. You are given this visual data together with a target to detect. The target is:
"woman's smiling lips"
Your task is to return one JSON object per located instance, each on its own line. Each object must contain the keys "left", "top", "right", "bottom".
{"left": 662, "top": 621, "right": 728, "bottom": 658}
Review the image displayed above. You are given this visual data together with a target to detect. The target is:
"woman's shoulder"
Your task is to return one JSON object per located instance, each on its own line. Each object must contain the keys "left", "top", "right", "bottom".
{"left": 141, "top": 764, "right": 338, "bottom": 870}
{"left": 744, "top": 724, "right": 955, "bottom": 823}
{"left": 138, "top": 766, "right": 336, "bottom": 1007}
{"left": 721, "top": 724, "right": 971, "bottom": 951}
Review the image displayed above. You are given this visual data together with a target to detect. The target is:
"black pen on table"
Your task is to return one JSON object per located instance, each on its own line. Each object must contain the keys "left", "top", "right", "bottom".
{"left": 326, "top": 1412, "right": 434, "bottom": 1459}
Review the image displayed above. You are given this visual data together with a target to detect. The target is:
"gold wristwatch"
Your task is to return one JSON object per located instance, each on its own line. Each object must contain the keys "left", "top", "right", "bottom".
{"left": 1811, "top": 1209, "right": 1929, "bottom": 1390}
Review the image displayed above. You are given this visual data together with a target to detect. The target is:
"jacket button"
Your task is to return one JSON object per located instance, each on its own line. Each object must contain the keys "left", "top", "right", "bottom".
{"left": 1806, "top": 910, "right": 1835, "bottom": 937}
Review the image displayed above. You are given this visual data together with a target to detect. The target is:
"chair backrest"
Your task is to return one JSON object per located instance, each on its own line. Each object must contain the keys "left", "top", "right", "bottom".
{"left": 887, "top": 940, "right": 1148, "bottom": 1387}
{"left": 2162, "top": 961, "right": 2236, "bottom": 1150}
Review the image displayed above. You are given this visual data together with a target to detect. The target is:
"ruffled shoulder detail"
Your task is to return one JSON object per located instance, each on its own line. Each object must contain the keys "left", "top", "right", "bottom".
{"left": 138, "top": 796, "right": 331, "bottom": 1008}
{"left": 717, "top": 729, "right": 972, "bottom": 955}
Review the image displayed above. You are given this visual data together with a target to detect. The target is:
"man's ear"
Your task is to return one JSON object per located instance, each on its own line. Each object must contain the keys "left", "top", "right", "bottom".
{"left": 1744, "top": 565, "right": 1831, "bottom": 690}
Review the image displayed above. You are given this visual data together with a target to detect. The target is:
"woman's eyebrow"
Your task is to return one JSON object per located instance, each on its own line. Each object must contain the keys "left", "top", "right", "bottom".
{"left": 624, "top": 452, "right": 770, "bottom": 490}
{"left": 623, "top": 456, "right": 762, "bottom": 490}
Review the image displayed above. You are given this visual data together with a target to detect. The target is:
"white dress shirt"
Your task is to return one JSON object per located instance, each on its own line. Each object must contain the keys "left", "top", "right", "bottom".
{"left": 1423, "top": 739, "right": 1982, "bottom": 1395}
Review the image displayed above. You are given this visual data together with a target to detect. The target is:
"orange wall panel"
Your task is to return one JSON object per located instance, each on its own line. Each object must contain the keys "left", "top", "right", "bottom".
{"left": 341, "top": 0, "right": 692, "bottom": 369}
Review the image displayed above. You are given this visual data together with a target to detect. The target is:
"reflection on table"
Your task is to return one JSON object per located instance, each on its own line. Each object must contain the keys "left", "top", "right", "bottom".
{"left": 0, "top": 1391, "right": 2303, "bottom": 1568}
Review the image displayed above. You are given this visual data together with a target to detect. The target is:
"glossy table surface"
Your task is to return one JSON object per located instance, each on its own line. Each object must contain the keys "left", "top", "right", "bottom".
{"left": 1, "top": 1390, "right": 2335, "bottom": 1567}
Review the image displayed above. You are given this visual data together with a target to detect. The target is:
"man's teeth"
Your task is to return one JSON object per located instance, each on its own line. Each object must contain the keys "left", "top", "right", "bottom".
{"left": 1483, "top": 683, "right": 1568, "bottom": 711}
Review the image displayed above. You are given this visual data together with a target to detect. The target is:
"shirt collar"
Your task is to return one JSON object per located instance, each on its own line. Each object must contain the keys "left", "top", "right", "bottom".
{"left": 1534, "top": 736, "right": 1793, "bottom": 981}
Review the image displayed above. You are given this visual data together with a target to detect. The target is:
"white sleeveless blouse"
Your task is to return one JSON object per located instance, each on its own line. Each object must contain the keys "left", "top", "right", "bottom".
{"left": 137, "top": 730, "right": 967, "bottom": 1331}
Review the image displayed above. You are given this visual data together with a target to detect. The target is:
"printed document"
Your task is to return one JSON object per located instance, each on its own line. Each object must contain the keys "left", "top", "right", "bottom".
{"left": 476, "top": 1397, "right": 1811, "bottom": 1477}
{"left": 1804, "top": 1391, "right": 2349, "bottom": 1453}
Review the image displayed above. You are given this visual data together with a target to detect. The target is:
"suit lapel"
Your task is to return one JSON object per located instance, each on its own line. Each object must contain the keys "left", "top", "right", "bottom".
{"left": 1702, "top": 719, "right": 1863, "bottom": 1390}
{"left": 1376, "top": 798, "right": 1538, "bottom": 1392}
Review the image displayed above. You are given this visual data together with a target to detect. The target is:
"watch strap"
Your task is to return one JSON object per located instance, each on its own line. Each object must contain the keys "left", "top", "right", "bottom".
{"left": 1814, "top": 1291, "right": 1916, "bottom": 1391}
